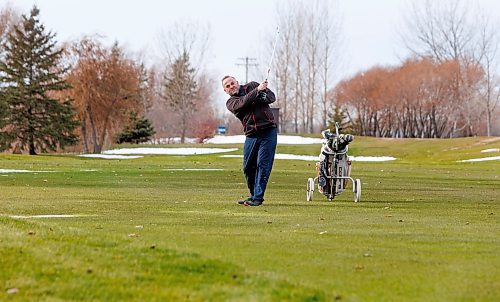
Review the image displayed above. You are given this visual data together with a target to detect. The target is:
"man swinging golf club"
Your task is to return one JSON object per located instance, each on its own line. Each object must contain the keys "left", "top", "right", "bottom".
{"left": 222, "top": 75, "right": 277, "bottom": 206}
{"left": 222, "top": 27, "right": 279, "bottom": 206}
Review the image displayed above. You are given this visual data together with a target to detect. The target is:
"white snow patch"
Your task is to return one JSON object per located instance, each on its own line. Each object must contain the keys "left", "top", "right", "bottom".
{"left": 276, "top": 154, "right": 319, "bottom": 161}
{"left": 102, "top": 147, "right": 238, "bottom": 155}
{"left": 278, "top": 135, "right": 323, "bottom": 144}
{"left": 350, "top": 156, "right": 397, "bottom": 162}
{"left": 79, "top": 154, "right": 143, "bottom": 159}
{"left": 148, "top": 137, "right": 199, "bottom": 144}
{"left": 481, "top": 148, "right": 500, "bottom": 153}
{"left": 9, "top": 214, "right": 89, "bottom": 219}
{"left": 457, "top": 156, "right": 500, "bottom": 162}
{"left": 163, "top": 168, "right": 224, "bottom": 171}
{"left": 203, "top": 135, "right": 245, "bottom": 144}
{"left": 0, "top": 169, "right": 34, "bottom": 173}
{"left": 0, "top": 169, "right": 54, "bottom": 173}
{"left": 204, "top": 135, "right": 323, "bottom": 144}
{"left": 220, "top": 154, "right": 396, "bottom": 162}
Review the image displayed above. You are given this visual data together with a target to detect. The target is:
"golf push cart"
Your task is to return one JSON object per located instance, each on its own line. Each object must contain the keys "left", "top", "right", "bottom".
{"left": 306, "top": 122, "right": 361, "bottom": 202}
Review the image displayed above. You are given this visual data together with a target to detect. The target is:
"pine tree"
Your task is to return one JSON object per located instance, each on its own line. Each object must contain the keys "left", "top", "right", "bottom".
{"left": 0, "top": 98, "right": 13, "bottom": 151}
{"left": 327, "top": 105, "right": 354, "bottom": 134}
{"left": 162, "top": 52, "right": 197, "bottom": 143}
{"left": 0, "top": 6, "right": 78, "bottom": 155}
{"left": 116, "top": 112, "right": 156, "bottom": 144}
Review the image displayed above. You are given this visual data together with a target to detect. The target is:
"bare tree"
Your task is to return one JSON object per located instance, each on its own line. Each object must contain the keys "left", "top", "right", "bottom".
{"left": 318, "top": 2, "right": 342, "bottom": 130}
{"left": 402, "top": 0, "right": 476, "bottom": 62}
{"left": 162, "top": 52, "right": 197, "bottom": 144}
{"left": 156, "top": 20, "right": 212, "bottom": 76}
{"left": 401, "top": 0, "right": 499, "bottom": 136}
{"left": 273, "top": 10, "right": 294, "bottom": 131}
{"left": 304, "top": 2, "right": 320, "bottom": 133}
{"left": 153, "top": 20, "right": 219, "bottom": 142}
{"left": 270, "top": 0, "right": 341, "bottom": 133}
{"left": 475, "top": 15, "right": 500, "bottom": 136}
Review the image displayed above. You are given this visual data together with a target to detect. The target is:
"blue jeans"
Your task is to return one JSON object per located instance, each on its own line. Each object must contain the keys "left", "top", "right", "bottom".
{"left": 243, "top": 127, "right": 277, "bottom": 202}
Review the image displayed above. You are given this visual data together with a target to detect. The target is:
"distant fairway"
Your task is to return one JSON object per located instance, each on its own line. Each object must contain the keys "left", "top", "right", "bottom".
{"left": 1, "top": 136, "right": 499, "bottom": 301}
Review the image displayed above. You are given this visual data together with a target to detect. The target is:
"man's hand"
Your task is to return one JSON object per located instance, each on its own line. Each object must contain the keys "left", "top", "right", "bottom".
{"left": 257, "top": 80, "right": 268, "bottom": 91}
{"left": 258, "top": 91, "right": 267, "bottom": 101}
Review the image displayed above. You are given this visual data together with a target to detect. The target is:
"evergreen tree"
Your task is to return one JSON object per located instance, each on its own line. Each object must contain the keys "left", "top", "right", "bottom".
{"left": 162, "top": 52, "right": 197, "bottom": 143}
{"left": 327, "top": 105, "right": 354, "bottom": 134}
{"left": 116, "top": 112, "right": 156, "bottom": 144}
{"left": 0, "top": 6, "right": 78, "bottom": 155}
{"left": 0, "top": 98, "right": 13, "bottom": 151}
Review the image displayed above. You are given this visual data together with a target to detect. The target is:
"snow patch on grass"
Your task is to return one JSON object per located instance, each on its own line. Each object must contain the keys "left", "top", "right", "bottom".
{"left": 221, "top": 154, "right": 397, "bottom": 162}
{"left": 79, "top": 154, "right": 143, "bottom": 159}
{"left": 102, "top": 147, "right": 238, "bottom": 155}
{"left": 163, "top": 168, "right": 224, "bottom": 171}
{"left": 457, "top": 156, "right": 500, "bottom": 162}
{"left": 481, "top": 148, "right": 499, "bottom": 153}
{"left": 0, "top": 169, "right": 55, "bottom": 173}
{"left": 8, "top": 214, "right": 91, "bottom": 219}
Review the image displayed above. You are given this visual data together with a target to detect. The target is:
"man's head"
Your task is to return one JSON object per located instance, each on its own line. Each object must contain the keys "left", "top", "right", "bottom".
{"left": 222, "top": 75, "right": 239, "bottom": 96}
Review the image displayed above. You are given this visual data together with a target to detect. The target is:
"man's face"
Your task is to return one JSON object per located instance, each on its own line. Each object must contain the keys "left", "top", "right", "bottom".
{"left": 222, "top": 77, "right": 239, "bottom": 96}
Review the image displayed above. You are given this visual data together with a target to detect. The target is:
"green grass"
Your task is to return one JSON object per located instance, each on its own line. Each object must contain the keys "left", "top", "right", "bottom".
{"left": 1, "top": 136, "right": 499, "bottom": 301}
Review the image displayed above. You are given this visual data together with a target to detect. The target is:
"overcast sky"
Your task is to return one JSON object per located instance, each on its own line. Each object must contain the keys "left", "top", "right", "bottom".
{"left": 7, "top": 0, "right": 413, "bottom": 78}
{"left": 5, "top": 0, "right": 500, "bottom": 109}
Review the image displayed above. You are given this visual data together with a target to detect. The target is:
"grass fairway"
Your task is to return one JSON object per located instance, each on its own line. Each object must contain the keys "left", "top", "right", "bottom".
{"left": 0, "top": 136, "right": 499, "bottom": 301}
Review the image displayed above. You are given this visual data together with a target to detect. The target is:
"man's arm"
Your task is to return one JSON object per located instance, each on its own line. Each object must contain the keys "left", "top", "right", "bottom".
{"left": 226, "top": 82, "right": 260, "bottom": 114}
{"left": 258, "top": 88, "right": 276, "bottom": 104}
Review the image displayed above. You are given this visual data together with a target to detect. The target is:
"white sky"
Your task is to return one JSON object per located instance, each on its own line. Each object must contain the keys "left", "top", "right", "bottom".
{"left": 5, "top": 0, "right": 500, "bottom": 110}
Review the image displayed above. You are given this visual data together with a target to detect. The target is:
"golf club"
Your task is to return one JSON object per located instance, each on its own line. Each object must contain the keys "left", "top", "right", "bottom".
{"left": 264, "top": 26, "right": 280, "bottom": 81}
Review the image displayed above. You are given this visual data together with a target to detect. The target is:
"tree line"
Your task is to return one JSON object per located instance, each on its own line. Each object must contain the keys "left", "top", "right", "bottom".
{"left": 334, "top": 58, "right": 486, "bottom": 138}
{"left": 1, "top": 1, "right": 499, "bottom": 156}
{"left": 0, "top": 6, "right": 219, "bottom": 154}
{"left": 267, "top": 0, "right": 499, "bottom": 136}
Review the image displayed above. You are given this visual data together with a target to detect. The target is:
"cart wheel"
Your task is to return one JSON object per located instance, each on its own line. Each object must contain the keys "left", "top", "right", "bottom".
{"left": 354, "top": 179, "right": 361, "bottom": 202}
{"left": 306, "top": 178, "right": 314, "bottom": 201}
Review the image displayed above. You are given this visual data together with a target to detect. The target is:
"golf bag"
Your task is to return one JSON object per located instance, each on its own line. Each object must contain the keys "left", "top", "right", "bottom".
{"left": 306, "top": 122, "right": 361, "bottom": 202}
{"left": 317, "top": 131, "right": 353, "bottom": 194}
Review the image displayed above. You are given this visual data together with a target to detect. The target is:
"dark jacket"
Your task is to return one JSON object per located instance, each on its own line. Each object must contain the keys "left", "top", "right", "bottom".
{"left": 226, "top": 81, "right": 277, "bottom": 136}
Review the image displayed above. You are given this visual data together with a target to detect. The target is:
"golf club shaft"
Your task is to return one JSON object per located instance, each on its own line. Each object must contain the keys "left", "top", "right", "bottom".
{"left": 265, "top": 26, "right": 280, "bottom": 81}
